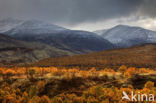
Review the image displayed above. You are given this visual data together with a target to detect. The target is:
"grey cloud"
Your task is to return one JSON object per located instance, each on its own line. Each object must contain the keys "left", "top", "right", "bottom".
{"left": 0, "top": 0, "right": 155, "bottom": 26}
{"left": 138, "top": 0, "right": 156, "bottom": 18}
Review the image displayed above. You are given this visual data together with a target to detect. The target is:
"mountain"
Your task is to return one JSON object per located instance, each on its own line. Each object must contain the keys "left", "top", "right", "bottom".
{"left": 0, "top": 18, "right": 116, "bottom": 66}
{"left": 0, "top": 34, "right": 74, "bottom": 66}
{"left": 10, "top": 30, "right": 115, "bottom": 53}
{"left": 33, "top": 44, "right": 156, "bottom": 69}
{"left": 95, "top": 25, "right": 156, "bottom": 47}
{"left": 0, "top": 18, "right": 66, "bottom": 34}
{"left": 94, "top": 29, "right": 107, "bottom": 35}
{"left": 0, "top": 18, "right": 115, "bottom": 53}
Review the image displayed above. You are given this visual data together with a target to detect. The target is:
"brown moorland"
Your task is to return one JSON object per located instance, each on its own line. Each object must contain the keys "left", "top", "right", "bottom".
{"left": 33, "top": 44, "right": 156, "bottom": 69}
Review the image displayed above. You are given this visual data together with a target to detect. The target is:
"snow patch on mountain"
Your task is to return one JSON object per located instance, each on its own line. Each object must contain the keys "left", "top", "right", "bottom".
{"left": 95, "top": 25, "right": 156, "bottom": 47}
{"left": 0, "top": 18, "right": 67, "bottom": 35}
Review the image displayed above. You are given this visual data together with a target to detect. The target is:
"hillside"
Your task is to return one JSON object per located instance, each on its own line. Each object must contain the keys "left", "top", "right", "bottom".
{"left": 95, "top": 25, "right": 156, "bottom": 48}
{"left": 0, "top": 18, "right": 115, "bottom": 53}
{"left": 0, "top": 19, "right": 116, "bottom": 66}
{"left": 33, "top": 44, "right": 156, "bottom": 69}
{"left": 0, "top": 34, "right": 74, "bottom": 66}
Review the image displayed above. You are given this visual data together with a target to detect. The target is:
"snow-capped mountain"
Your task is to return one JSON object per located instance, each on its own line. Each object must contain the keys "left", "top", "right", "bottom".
{"left": 0, "top": 18, "right": 22, "bottom": 33}
{"left": 10, "top": 29, "right": 115, "bottom": 53}
{"left": 0, "top": 18, "right": 115, "bottom": 54}
{"left": 94, "top": 29, "right": 107, "bottom": 35}
{"left": 95, "top": 25, "right": 156, "bottom": 47}
{"left": 0, "top": 18, "right": 66, "bottom": 35}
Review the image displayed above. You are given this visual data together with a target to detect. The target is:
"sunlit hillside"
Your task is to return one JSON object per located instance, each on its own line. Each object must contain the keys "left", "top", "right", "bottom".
{"left": 33, "top": 44, "right": 156, "bottom": 69}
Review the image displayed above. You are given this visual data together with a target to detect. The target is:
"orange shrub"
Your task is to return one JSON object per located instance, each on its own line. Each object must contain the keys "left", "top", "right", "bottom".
{"left": 124, "top": 67, "right": 137, "bottom": 78}
{"left": 144, "top": 81, "right": 154, "bottom": 89}
{"left": 139, "top": 68, "right": 151, "bottom": 73}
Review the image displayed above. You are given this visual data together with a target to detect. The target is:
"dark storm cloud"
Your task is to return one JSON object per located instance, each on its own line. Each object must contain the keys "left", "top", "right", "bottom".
{"left": 0, "top": 0, "right": 155, "bottom": 25}
{"left": 138, "top": 0, "right": 156, "bottom": 18}
{"left": 65, "top": 0, "right": 142, "bottom": 24}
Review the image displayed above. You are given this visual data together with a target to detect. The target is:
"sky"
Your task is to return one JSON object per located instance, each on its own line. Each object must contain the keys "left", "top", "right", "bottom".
{"left": 0, "top": 0, "right": 156, "bottom": 31}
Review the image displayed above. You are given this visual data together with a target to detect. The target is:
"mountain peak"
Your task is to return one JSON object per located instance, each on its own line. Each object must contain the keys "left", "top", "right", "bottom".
{"left": 0, "top": 18, "right": 67, "bottom": 35}
{"left": 95, "top": 25, "right": 156, "bottom": 47}
{"left": 115, "top": 24, "right": 130, "bottom": 27}
{"left": 113, "top": 25, "right": 139, "bottom": 29}
{"left": 113, "top": 25, "right": 144, "bottom": 30}
{"left": 18, "top": 19, "right": 67, "bottom": 31}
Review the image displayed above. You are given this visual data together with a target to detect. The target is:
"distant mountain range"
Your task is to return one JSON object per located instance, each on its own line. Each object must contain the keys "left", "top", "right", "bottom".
{"left": 1, "top": 18, "right": 156, "bottom": 65}
{"left": 95, "top": 25, "right": 156, "bottom": 47}
{"left": 0, "top": 18, "right": 114, "bottom": 65}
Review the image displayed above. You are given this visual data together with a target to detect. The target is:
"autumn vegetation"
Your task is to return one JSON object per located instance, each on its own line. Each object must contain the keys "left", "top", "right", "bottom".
{"left": 0, "top": 65, "right": 156, "bottom": 103}
{"left": 32, "top": 44, "right": 156, "bottom": 70}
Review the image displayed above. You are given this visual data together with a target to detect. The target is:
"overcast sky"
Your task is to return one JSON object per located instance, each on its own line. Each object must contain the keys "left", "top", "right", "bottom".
{"left": 0, "top": 0, "right": 156, "bottom": 31}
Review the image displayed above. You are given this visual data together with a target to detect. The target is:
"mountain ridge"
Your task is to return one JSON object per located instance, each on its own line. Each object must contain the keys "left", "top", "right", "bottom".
{"left": 0, "top": 18, "right": 115, "bottom": 53}
{"left": 0, "top": 18, "right": 115, "bottom": 66}
{"left": 94, "top": 25, "right": 156, "bottom": 47}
